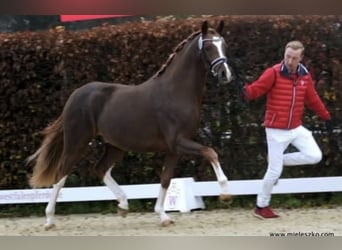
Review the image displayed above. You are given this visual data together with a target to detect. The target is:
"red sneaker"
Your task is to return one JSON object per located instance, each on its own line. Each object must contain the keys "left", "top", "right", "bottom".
{"left": 253, "top": 206, "right": 279, "bottom": 219}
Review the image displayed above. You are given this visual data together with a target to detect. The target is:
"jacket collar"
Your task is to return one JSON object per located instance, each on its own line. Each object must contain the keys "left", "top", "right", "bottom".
{"left": 280, "top": 62, "right": 309, "bottom": 77}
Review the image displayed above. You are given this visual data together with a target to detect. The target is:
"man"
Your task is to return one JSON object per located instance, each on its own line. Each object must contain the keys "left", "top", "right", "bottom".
{"left": 243, "top": 40, "right": 333, "bottom": 219}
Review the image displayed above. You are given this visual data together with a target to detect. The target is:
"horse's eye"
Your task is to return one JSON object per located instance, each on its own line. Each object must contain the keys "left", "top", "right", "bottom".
{"left": 204, "top": 46, "right": 213, "bottom": 52}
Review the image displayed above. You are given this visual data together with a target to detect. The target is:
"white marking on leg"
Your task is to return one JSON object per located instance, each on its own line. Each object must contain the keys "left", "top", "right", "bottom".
{"left": 103, "top": 167, "right": 128, "bottom": 210}
{"left": 45, "top": 175, "right": 67, "bottom": 230}
{"left": 154, "top": 186, "right": 172, "bottom": 223}
{"left": 211, "top": 161, "right": 230, "bottom": 194}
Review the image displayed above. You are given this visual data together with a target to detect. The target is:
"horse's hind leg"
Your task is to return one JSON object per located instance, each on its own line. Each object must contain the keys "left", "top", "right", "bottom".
{"left": 44, "top": 119, "right": 93, "bottom": 230}
{"left": 93, "top": 144, "right": 128, "bottom": 217}
{"left": 44, "top": 147, "right": 91, "bottom": 230}
{"left": 154, "top": 153, "right": 178, "bottom": 226}
{"left": 44, "top": 176, "right": 67, "bottom": 230}
{"left": 175, "top": 137, "right": 231, "bottom": 201}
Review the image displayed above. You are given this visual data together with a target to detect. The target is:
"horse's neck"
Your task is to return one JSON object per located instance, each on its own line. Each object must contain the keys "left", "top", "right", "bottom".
{"left": 162, "top": 40, "right": 206, "bottom": 95}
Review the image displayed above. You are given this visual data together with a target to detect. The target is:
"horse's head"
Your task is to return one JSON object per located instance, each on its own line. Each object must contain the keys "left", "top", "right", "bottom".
{"left": 198, "top": 20, "right": 233, "bottom": 84}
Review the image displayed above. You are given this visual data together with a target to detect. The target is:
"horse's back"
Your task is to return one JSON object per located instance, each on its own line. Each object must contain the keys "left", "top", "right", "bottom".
{"left": 70, "top": 81, "right": 128, "bottom": 97}
{"left": 65, "top": 81, "right": 129, "bottom": 107}
{"left": 63, "top": 82, "right": 128, "bottom": 128}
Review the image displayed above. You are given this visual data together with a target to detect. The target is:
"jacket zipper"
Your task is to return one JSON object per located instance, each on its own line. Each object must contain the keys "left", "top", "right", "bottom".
{"left": 287, "top": 79, "right": 297, "bottom": 128}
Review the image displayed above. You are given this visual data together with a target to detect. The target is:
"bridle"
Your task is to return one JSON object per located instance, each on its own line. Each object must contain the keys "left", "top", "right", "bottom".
{"left": 198, "top": 35, "right": 229, "bottom": 77}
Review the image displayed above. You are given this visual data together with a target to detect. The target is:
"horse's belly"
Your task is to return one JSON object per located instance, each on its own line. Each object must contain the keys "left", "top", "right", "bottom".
{"left": 105, "top": 133, "right": 167, "bottom": 152}
{"left": 97, "top": 116, "right": 167, "bottom": 152}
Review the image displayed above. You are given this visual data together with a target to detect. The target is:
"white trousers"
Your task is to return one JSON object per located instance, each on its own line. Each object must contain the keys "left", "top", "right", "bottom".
{"left": 257, "top": 125, "right": 322, "bottom": 208}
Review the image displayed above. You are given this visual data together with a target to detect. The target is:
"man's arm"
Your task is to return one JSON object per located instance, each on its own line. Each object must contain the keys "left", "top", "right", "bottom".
{"left": 305, "top": 75, "right": 331, "bottom": 121}
{"left": 244, "top": 67, "right": 276, "bottom": 100}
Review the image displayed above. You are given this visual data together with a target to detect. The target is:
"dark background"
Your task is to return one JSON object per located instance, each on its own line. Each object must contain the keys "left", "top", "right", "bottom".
{"left": 0, "top": 15, "right": 146, "bottom": 32}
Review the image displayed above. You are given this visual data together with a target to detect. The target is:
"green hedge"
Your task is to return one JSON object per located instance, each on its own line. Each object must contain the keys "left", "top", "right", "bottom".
{"left": 0, "top": 15, "right": 341, "bottom": 190}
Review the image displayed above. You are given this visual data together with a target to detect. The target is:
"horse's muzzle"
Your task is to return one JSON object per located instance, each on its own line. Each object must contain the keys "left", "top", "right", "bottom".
{"left": 216, "top": 62, "right": 233, "bottom": 84}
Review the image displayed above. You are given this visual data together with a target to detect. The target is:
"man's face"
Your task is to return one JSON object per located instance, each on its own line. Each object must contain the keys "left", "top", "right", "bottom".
{"left": 283, "top": 47, "right": 303, "bottom": 73}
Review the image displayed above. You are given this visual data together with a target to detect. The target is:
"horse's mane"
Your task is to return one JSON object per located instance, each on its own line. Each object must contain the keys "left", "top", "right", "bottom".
{"left": 152, "top": 30, "right": 201, "bottom": 79}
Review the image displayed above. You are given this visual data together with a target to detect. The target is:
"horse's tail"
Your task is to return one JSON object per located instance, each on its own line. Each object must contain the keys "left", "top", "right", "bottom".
{"left": 27, "top": 114, "right": 64, "bottom": 188}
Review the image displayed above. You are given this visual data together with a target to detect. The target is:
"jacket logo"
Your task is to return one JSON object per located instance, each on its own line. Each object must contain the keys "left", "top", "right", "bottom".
{"left": 300, "top": 80, "right": 305, "bottom": 86}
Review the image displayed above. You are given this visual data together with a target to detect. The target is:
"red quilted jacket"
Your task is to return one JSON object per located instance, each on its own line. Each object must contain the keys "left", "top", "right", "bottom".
{"left": 244, "top": 62, "right": 331, "bottom": 129}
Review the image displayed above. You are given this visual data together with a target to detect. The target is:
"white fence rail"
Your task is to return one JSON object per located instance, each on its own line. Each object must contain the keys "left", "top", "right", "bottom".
{"left": 0, "top": 176, "right": 341, "bottom": 205}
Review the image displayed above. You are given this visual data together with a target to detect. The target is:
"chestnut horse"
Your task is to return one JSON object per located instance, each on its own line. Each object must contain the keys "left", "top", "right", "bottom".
{"left": 27, "top": 20, "right": 234, "bottom": 230}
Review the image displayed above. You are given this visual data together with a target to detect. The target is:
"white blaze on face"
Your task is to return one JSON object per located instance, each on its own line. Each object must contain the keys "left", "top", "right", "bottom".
{"left": 198, "top": 35, "right": 233, "bottom": 83}
{"left": 212, "top": 36, "right": 225, "bottom": 58}
{"left": 212, "top": 36, "right": 232, "bottom": 82}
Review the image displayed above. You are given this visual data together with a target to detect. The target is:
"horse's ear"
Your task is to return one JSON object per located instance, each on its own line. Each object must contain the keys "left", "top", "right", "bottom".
{"left": 217, "top": 20, "right": 224, "bottom": 35}
{"left": 201, "top": 21, "right": 208, "bottom": 34}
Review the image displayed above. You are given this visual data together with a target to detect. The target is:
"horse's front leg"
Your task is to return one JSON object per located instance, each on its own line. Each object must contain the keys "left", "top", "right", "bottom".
{"left": 175, "top": 137, "right": 231, "bottom": 201}
{"left": 154, "top": 154, "right": 178, "bottom": 226}
{"left": 205, "top": 147, "right": 231, "bottom": 201}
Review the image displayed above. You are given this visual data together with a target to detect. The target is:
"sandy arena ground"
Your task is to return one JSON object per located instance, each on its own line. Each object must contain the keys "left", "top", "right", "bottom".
{"left": 0, "top": 206, "right": 341, "bottom": 236}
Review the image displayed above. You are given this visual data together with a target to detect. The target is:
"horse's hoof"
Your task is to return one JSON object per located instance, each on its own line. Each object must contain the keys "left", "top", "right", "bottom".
{"left": 117, "top": 207, "right": 129, "bottom": 218}
{"left": 44, "top": 223, "right": 56, "bottom": 231}
{"left": 161, "top": 219, "right": 175, "bottom": 227}
{"left": 219, "top": 193, "right": 232, "bottom": 202}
